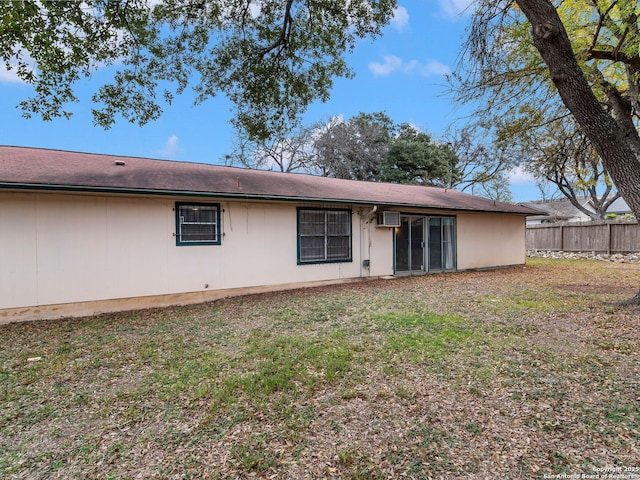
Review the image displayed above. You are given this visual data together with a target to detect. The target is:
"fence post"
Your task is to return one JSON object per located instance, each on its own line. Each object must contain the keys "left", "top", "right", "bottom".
{"left": 559, "top": 225, "right": 564, "bottom": 251}
{"left": 607, "top": 223, "right": 612, "bottom": 255}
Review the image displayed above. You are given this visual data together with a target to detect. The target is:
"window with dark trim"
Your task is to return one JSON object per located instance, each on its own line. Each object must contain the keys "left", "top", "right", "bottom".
{"left": 297, "top": 208, "right": 352, "bottom": 264}
{"left": 175, "top": 202, "right": 221, "bottom": 245}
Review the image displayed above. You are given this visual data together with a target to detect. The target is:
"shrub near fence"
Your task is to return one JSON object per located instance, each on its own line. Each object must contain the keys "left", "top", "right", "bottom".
{"left": 526, "top": 221, "right": 640, "bottom": 254}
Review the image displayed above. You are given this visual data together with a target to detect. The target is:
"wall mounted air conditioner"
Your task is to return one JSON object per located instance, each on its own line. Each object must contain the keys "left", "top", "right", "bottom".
{"left": 376, "top": 211, "right": 401, "bottom": 227}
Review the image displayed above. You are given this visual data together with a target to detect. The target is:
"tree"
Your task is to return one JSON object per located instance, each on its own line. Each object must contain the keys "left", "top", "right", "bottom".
{"left": 476, "top": 174, "right": 514, "bottom": 203}
{"left": 464, "top": 0, "right": 640, "bottom": 300}
{"left": 225, "top": 124, "right": 316, "bottom": 173}
{"left": 514, "top": 0, "right": 640, "bottom": 215}
{"left": 380, "top": 124, "right": 457, "bottom": 185}
{"left": 311, "top": 114, "right": 459, "bottom": 185}
{"left": 534, "top": 179, "right": 562, "bottom": 202}
{"left": 486, "top": 92, "right": 621, "bottom": 218}
{"left": 463, "top": 0, "right": 640, "bottom": 211}
{"left": 312, "top": 112, "right": 395, "bottom": 181}
{"left": 225, "top": 114, "right": 462, "bottom": 187}
{"left": 0, "top": 0, "right": 395, "bottom": 139}
{"left": 514, "top": 117, "right": 620, "bottom": 220}
{"left": 442, "top": 125, "right": 516, "bottom": 196}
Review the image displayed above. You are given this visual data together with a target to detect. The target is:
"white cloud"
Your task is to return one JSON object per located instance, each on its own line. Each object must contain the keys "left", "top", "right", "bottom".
{"left": 369, "top": 56, "right": 450, "bottom": 77}
{"left": 0, "top": 65, "right": 23, "bottom": 84}
{"left": 369, "top": 55, "right": 404, "bottom": 76}
{"left": 248, "top": 2, "right": 261, "bottom": 18}
{"left": 508, "top": 166, "right": 536, "bottom": 185}
{"left": 390, "top": 6, "right": 409, "bottom": 32}
{"left": 156, "top": 135, "right": 180, "bottom": 159}
{"left": 0, "top": 54, "right": 36, "bottom": 84}
{"left": 438, "top": 0, "right": 476, "bottom": 19}
{"left": 420, "top": 60, "right": 451, "bottom": 77}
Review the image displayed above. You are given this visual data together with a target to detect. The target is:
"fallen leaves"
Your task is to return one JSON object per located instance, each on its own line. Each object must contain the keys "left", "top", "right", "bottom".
{"left": 1, "top": 258, "right": 639, "bottom": 478}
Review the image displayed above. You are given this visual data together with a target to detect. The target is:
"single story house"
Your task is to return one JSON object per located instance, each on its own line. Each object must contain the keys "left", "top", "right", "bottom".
{"left": 0, "top": 146, "right": 539, "bottom": 323}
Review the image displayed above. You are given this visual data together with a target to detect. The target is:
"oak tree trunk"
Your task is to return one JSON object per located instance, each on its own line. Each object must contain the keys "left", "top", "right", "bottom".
{"left": 515, "top": 0, "right": 640, "bottom": 302}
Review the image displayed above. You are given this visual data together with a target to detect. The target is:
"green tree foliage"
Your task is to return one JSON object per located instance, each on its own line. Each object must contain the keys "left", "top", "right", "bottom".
{"left": 1, "top": 0, "right": 153, "bottom": 121}
{"left": 380, "top": 124, "right": 457, "bottom": 185}
{"left": 226, "top": 112, "right": 513, "bottom": 198}
{"left": 311, "top": 113, "right": 459, "bottom": 185}
{"left": 0, "top": 0, "right": 395, "bottom": 139}
{"left": 312, "top": 112, "right": 396, "bottom": 181}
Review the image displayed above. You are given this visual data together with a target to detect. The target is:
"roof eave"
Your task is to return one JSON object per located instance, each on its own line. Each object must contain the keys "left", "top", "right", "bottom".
{"left": 0, "top": 182, "right": 536, "bottom": 216}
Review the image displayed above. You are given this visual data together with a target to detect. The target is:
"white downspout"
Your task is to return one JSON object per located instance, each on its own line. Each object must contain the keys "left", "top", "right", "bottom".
{"left": 360, "top": 206, "right": 377, "bottom": 278}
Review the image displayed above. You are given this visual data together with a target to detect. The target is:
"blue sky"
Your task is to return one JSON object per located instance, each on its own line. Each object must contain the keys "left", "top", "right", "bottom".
{"left": 0, "top": 0, "right": 540, "bottom": 202}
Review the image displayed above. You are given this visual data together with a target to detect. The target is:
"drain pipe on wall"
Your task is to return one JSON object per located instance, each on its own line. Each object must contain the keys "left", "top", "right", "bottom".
{"left": 360, "top": 206, "right": 377, "bottom": 278}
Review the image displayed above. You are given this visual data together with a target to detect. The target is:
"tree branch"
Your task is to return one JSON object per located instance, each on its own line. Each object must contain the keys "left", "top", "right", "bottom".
{"left": 587, "top": 49, "right": 640, "bottom": 69}
{"left": 587, "top": 0, "right": 618, "bottom": 55}
{"left": 257, "top": 0, "right": 295, "bottom": 58}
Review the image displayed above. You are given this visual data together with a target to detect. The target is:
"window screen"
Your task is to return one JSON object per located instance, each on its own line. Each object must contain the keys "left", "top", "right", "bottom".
{"left": 176, "top": 203, "right": 221, "bottom": 245}
{"left": 298, "top": 208, "right": 352, "bottom": 264}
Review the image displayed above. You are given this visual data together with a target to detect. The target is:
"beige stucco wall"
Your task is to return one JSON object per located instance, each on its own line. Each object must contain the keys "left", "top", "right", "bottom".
{"left": 456, "top": 212, "right": 526, "bottom": 270}
{"left": 0, "top": 191, "right": 526, "bottom": 323}
{"left": 0, "top": 191, "right": 392, "bottom": 321}
{"left": 367, "top": 221, "right": 394, "bottom": 277}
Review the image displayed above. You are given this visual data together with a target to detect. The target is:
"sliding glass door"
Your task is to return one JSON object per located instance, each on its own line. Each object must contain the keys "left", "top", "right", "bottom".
{"left": 395, "top": 215, "right": 456, "bottom": 274}
{"left": 442, "top": 217, "right": 456, "bottom": 270}
{"left": 428, "top": 217, "right": 443, "bottom": 270}
{"left": 395, "top": 216, "right": 424, "bottom": 273}
{"left": 428, "top": 217, "right": 456, "bottom": 271}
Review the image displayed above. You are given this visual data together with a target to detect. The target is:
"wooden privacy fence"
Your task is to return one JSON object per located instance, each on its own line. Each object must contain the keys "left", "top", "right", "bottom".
{"left": 526, "top": 221, "right": 640, "bottom": 253}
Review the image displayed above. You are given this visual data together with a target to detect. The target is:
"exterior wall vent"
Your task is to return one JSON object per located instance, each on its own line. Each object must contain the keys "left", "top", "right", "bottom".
{"left": 376, "top": 211, "right": 401, "bottom": 227}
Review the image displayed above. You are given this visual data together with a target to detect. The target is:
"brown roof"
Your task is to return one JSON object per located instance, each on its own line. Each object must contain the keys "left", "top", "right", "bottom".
{"left": 522, "top": 198, "right": 589, "bottom": 220}
{"left": 0, "top": 146, "right": 538, "bottom": 215}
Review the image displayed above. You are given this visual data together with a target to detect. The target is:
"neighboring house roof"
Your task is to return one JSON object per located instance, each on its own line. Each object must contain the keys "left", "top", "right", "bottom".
{"left": 0, "top": 146, "right": 538, "bottom": 215}
{"left": 523, "top": 196, "right": 632, "bottom": 223}
{"left": 522, "top": 197, "right": 591, "bottom": 223}
{"left": 601, "top": 196, "right": 631, "bottom": 214}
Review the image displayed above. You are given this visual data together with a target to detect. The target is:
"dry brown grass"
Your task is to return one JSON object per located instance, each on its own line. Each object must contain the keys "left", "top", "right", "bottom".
{"left": 1, "top": 257, "right": 639, "bottom": 479}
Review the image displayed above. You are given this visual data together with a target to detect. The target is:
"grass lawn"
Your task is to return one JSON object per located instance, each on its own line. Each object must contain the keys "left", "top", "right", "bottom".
{"left": 1, "top": 258, "right": 639, "bottom": 479}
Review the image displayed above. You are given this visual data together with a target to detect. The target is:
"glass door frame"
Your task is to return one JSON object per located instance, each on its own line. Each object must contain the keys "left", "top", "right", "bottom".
{"left": 393, "top": 215, "right": 425, "bottom": 275}
{"left": 393, "top": 214, "right": 457, "bottom": 275}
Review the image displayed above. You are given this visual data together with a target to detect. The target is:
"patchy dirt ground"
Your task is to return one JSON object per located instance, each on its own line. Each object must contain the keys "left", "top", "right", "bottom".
{"left": 1, "top": 258, "right": 639, "bottom": 479}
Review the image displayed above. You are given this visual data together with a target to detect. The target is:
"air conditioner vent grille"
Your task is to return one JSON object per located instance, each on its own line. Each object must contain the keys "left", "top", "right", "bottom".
{"left": 376, "top": 211, "right": 401, "bottom": 227}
